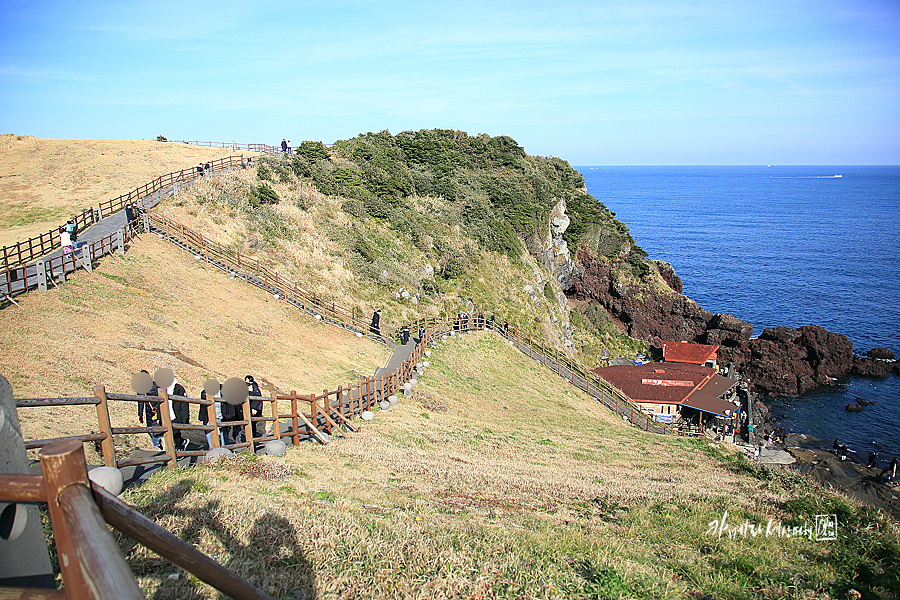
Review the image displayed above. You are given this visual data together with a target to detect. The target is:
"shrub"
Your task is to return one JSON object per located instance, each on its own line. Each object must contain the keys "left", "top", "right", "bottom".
{"left": 298, "top": 141, "right": 330, "bottom": 162}
{"left": 156, "top": 135, "right": 168, "bottom": 142}
{"left": 256, "top": 162, "right": 273, "bottom": 182}
{"left": 249, "top": 183, "right": 279, "bottom": 207}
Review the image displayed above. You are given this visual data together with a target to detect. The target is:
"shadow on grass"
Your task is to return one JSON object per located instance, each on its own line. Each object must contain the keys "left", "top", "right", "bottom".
{"left": 120, "top": 478, "right": 315, "bottom": 600}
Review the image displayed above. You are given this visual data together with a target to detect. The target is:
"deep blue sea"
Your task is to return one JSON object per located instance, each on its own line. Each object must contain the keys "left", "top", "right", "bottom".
{"left": 576, "top": 165, "right": 900, "bottom": 463}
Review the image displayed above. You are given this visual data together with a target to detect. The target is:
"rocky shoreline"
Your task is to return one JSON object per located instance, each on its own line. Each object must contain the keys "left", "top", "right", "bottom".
{"left": 566, "top": 248, "right": 899, "bottom": 397}
{"left": 777, "top": 434, "right": 899, "bottom": 517}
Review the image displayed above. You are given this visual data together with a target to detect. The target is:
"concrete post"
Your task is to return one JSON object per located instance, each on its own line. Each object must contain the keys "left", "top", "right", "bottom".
{"left": 81, "top": 244, "right": 92, "bottom": 272}
{"left": 117, "top": 227, "right": 126, "bottom": 255}
{"left": 0, "top": 375, "right": 55, "bottom": 588}
{"left": 142, "top": 211, "right": 150, "bottom": 234}
{"left": 35, "top": 261, "right": 48, "bottom": 291}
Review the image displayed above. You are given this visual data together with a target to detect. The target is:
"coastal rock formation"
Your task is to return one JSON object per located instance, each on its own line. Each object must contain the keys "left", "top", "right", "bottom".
{"left": 867, "top": 347, "right": 895, "bottom": 360}
{"left": 851, "top": 355, "right": 900, "bottom": 378}
{"left": 566, "top": 249, "right": 861, "bottom": 396}
{"left": 737, "top": 326, "right": 854, "bottom": 396}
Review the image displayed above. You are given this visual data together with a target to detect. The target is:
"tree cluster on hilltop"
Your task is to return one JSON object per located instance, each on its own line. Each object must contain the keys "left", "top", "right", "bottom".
{"left": 277, "top": 129, "right": 648, "bottom": 276}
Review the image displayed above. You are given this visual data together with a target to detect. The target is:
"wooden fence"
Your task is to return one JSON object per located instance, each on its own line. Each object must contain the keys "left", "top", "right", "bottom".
{"left": 1, "top": 155, "right": 246, "bottom": 272}
{"left": 147, "top": 211, "right": 401, "bottom": 346}
{"left": 171, "top": 140, "right": 333, "bottom": 154}
{"left": 168, "top": 140, "right": 279, "bottom": 154}
{"left": 1, "top": 217, "right": 144, "bottom": 302}
{"left": 0, "top": 439, "right": 276, "bottom": 600}
{"left": 401, "top": 314, "right": 692, "bottom": 437}
{"left": 13, "top": 327, "right": 439, "bottom": 470}
{"left": 144, "top": 210, "right": 688, "bottom": 437}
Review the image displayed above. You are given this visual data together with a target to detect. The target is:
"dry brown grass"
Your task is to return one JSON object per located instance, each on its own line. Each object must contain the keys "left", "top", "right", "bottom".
{"left": 111, "top": 332, "right": 858, "bottom": 600}
{"left": 0, "top": 234, "right": 389, "bottom": 461}
{"left": 0, "top": 135, "right": 255, "bottom": 245}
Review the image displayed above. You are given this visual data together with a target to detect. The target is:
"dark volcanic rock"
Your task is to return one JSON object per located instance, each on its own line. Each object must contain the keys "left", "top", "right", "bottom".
{"left": 651, "top": 260, "right": 682, "bottom": 294}
{"left": 852, "top": 356, "right": 898, "bottom": 378}
{"left": 867, "top": 347, "right": 895, "bottom": 360}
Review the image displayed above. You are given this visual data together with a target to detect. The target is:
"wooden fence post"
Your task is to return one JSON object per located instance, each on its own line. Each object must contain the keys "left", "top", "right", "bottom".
{"left": 36, "top": 260, "right": 48, "bottom": 291}
{"left": 93, "top": 385, "right": 116, "bottom": 468}
{"left": 242, "top": 401, "right": 254, "bottom": 449}
{"left": 290, "top": 391, "right": 299, "bottom": 446}
{"left": 39, "top": 439, "right": 94, "bottom": 598}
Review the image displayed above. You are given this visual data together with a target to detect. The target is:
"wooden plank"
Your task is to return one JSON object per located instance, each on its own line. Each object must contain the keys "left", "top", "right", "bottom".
{"left": 15, "top": 397, "right": 98, "bottom": 407}
{"left": 0, "top": 587, "right": 68, "bottom": 599}
{"left": 0, "top": 474, "right": 47, "bottom": 503}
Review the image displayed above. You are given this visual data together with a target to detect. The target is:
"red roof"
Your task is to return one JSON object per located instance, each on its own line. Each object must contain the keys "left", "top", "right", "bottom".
{"left": 592, "top": 362, "right": 739, "bottom": 415}
{"left": 661, "top": 341, "right": 719, "bottom": 365}
{"left": 592, "top": 362, "right": 716, "bottom": 404}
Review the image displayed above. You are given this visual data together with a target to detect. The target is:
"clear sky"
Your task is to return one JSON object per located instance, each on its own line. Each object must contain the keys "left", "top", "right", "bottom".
{"left": 1, "top": 0, "right": 898, "bottom": 165}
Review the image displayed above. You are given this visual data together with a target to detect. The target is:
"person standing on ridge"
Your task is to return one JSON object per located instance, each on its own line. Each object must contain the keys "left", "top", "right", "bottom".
{"left": 281, "top": 139, "right": 287, "bottom": 153}
{"left": 370, "top": 309, "right": 381, "bottom": 339}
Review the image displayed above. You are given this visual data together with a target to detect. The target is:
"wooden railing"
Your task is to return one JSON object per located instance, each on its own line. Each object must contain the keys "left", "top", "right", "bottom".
{"left": 0, "top": 439, "right": 276, "bottom": 600}
{"left": 1, "top": 218, "right": 143, "bottom": 300}
{"left": 147, "top": 211, "right": 400, "bottom": 346}
{"left": 401, "top": 314, "right": 690, "bottom": 436}
{"left": 1, "top": 155, "right": 246, "bottom": 272}
{"left": 13, "top": 326, "right": 440, "bottom": 469}
{"left": 170, "top": 140, "right": 279, "bottom": 154}
{"left": 171, "top": 140, "right": 333, "bottom": 154}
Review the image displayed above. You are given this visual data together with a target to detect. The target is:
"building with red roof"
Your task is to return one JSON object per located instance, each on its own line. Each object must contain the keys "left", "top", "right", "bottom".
{"left": 592, "top": 362, "right": 738, "bottom": 426}
{"left": 661, "top": 340, "right": 719, "bottom": 369}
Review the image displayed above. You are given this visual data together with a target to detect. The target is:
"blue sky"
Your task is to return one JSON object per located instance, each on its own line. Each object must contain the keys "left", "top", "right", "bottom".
{"left": 1, "top": 0, "right": 898, "bottom": 165}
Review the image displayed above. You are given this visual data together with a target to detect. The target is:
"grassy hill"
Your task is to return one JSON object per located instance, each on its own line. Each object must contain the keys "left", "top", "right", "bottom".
{"left": 0, "top": 135, "right": 253, "bottom": 246}
{"left": 118, "top": 331, "right": 897, "bottom": 599}
{"left": 0, "top": 234, "right": 389, "bottom": 464}
{"left": 1, "top": 136, "right": 898, "bottom": 599}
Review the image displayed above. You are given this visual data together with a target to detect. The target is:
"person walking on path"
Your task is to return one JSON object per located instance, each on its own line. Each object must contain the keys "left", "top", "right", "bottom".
{"left": 370, "top": 310, "right": 381, "bottom": 339}
{"left": 246, "top": 375, "right": 263, "bottom": 439}
{"left": 60, "top": 227, "right": 73, "bottom": 255}
{"left": 137, "top": 370, "right": 162, "bottom": 449}
{"left": 281, "top": 139, "right": 288, "bottom": 153}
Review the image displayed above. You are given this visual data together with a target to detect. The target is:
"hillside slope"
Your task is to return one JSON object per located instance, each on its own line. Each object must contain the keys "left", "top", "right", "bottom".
{"left": 0, "top": 234, "right": 389, "bottom": 461}
{"left": 119, "top": 332, "right": 899, "bottom": 599}
{"left": 0, "top": 135, "right": 253, "bottom": 245}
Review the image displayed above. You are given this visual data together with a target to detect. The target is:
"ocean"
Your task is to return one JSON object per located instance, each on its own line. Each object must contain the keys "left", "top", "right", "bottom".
{"left": 576, "top": 165, "right": 900, "bottom": 463}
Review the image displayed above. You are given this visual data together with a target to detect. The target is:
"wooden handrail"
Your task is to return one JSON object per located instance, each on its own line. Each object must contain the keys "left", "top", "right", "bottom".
{"left": 58, "top": 483, "right": 145, "bottom": 600}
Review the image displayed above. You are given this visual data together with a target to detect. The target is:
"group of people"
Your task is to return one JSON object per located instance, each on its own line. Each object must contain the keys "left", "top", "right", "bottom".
{"left": 137, "top": 373, "right": 264, "bottom": 452}
{"left": 833, "top": 439, "right": 899, "bottom": 483}
{"left": 281, "top": 139, "right": 292, "bottom": 154}
{"left": 452, "top": 312, "right": 498, "bottom": 333}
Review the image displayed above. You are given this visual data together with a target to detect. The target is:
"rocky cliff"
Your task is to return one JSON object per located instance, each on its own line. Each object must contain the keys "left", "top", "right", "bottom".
{"left": 566, "top": 247, "right": 898, "bottom": 396}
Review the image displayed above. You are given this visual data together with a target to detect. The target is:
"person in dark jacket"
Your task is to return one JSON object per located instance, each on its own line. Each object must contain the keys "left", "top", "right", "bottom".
{"left": 167, "top": 378, "right": 189, "bottom": 450}
{"left": 370, "top": 310, "right": 381, "bottom": 339}
{"left": 220, "top": 399, "right": 240, "bottom": 445}
{"left": 199, "top": 386, "right": 224, "bottom": 449}
{"left": 137, "top": 370, "right": 162, "bottom": 449}
{"left": 246, "top": 375, "right": 263, "bottom": 439}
